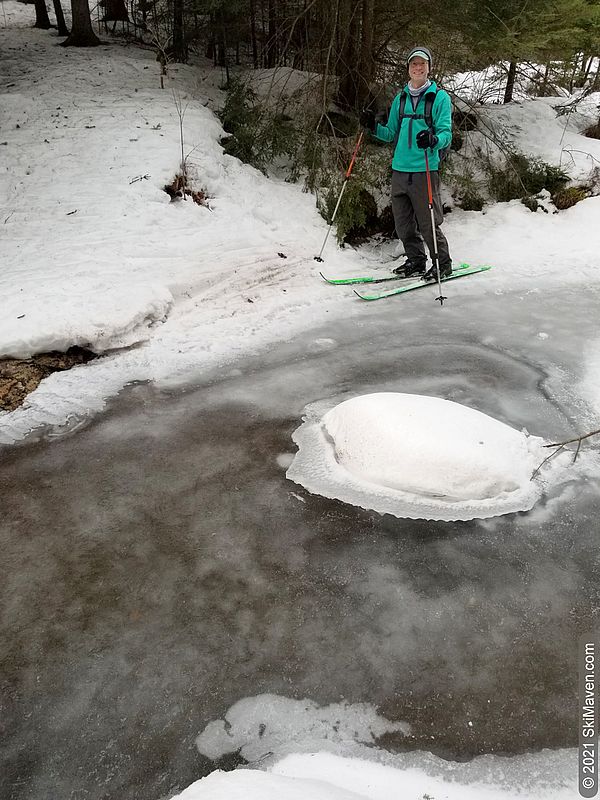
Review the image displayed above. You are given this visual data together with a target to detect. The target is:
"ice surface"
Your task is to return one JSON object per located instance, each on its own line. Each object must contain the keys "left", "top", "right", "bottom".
{"left": 186, "top": 695, "right": 578, "bottom": 800}
{"left": 2, "top": 325, "right": 597, "bottom": 797}
{"left": 287, "top": 392, "right": 566, "bottom": 520}
{"left": 580, "top": 343, "right": 600, "bottom": 418}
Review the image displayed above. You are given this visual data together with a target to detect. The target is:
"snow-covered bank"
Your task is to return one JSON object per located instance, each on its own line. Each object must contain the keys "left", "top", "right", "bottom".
{"left": 174, "top": 750, "right": 578, "bottom": 800}
{"left": 176, "top": 694, "right": 578, "bottom": 800}
{"left": 1, "top": 1, "right": 600, "bottom": 443}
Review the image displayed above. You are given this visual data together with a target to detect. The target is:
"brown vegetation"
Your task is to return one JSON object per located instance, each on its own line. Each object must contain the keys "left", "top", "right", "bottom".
{"left": 0, "top": 347, "right": 96, "bottom": 412}
{"left": 164, "top": 174, "right": 208, "bottom": 206}
{"left": 552, "top": 185, "right": 589, "bottom": 209}
{"left": 584, "top": 121, "right": 600, "bottom": 140}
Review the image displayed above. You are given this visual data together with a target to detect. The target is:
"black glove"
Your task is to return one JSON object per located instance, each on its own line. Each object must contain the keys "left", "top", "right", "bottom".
{"left": 416, "top": 129, "right": 438, "bottom": 149}
{"left": 359, "top": 108, "right": 376, "bottom": 132}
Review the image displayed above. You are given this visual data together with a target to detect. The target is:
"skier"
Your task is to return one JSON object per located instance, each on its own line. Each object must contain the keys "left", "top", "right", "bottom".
{"left": 361, "top": 46, "right": 453, "bottom": 282}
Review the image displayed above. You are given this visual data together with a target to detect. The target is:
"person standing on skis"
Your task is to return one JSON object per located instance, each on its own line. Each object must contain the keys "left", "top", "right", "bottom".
{"left": 361, "top": 46, "right": 453, "bottom": 282}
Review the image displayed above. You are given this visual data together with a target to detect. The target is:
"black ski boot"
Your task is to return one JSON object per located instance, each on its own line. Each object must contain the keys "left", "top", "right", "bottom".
{"left": 423, "top": 262, "right": 452, "bottom": 281}
{"left": 393, "top": 259, "right": 426, "bottom": 277}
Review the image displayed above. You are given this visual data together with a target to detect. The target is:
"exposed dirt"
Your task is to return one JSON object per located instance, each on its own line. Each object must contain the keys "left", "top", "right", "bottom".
{"left": 0, "top": 347, "right": 97, "bottom": 412}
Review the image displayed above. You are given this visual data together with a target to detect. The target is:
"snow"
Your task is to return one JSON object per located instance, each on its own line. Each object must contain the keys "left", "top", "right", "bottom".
{"left": 286, "top": 392, "right": 571, "bottom": 520}
{"left": 1, "top": 2, "right": 600, "bottom": 446}
{"left": 195, "top": 695, "right": 409, "bottom": 762}
{"left": 179, "top": 695, "right": 578, "bottom": 800}
{"left": 0, "top": 6, "right": 598, "bottom": 796}
{"left": 247, "top": 65, "right": 322, "bottom": 108}
{"left": 445, "top": 63, "right": 568, "bottom": 103}
{"left": 321, "top": 393, "right": 542, "bottom": 499}
{"left": 477, "top": 95, "right": 600, "bottom": 180}
{"left": 174, "top": 768, "right": 368, "bottom": 800}
{"left": 175, "top": 752, "right": 579, "bottom": 800}
{"left": 272, "top": 751, "right": 577, "bottom": 800}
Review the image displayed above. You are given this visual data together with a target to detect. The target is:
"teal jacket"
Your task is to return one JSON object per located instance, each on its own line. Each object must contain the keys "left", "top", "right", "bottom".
{"left": 374, "top": 82, "right": 452, "bottom": 172}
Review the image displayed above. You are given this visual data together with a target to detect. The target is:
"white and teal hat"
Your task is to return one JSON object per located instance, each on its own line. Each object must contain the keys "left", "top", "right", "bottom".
{"left": 407, "top": 46, "right": 433, "bottom": 67}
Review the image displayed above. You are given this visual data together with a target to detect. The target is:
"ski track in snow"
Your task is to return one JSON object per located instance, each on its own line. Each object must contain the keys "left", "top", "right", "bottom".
{"left": 1, "top": 1, "right": 600, "bottom": 443}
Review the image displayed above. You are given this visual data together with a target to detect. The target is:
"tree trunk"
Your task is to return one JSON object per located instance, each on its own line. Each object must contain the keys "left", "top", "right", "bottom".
{"left": 249, "top": 0, "right": 258, "bottom": 68}
{"left": 101, "top": 0, "right": 128, "bottom": 22}
{"left": 34, "top": 0, "right": 51, "bottom": 29}
{"left": 336, "top": 0, "right": 360, "bottom": 109}
{"left": 218, "top": 9, "right": 230, "bottom": 84}
{"left": 357, "top": 0, "right": 375, "bottom": 107}
{"left": 259, "top": 0, "right": 266, "bottom": 67}
{"left": 266, "top": 0, "right": 277, "bottom": 68}
{"left": 205, "top": 37, "right": 215, "bottom": 61}
{"left": 62, "top": 0, "right": 101, "bottom": 45}
{"left": 568, "top": 53, "right": 581, "bottom": 93}
{"left": 579, "top": 55, "right": 594, "bottom": 88}
{"left": 172, "top": 0, "right": 187, "bottom": 63}
{"left": 503, "top": 60, "right": 517, "bottom": 103}
{"left": 52, "top": 0, "right": 69, "bottom": 35}
{"left": 539, "top": 62, "right": 550, "bottom": 95}
{"left": 206, "top": 14, "right": 215, "bottom": 61}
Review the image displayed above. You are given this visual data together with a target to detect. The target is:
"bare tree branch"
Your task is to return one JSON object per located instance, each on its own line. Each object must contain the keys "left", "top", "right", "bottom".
{"left": 532, "top": 428, "right": 600, "bottom": 478}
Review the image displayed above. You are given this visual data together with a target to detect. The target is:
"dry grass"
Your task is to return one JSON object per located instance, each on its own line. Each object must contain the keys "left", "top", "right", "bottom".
{"left": 0, "top": 347, "right": 96, "bottom": 412}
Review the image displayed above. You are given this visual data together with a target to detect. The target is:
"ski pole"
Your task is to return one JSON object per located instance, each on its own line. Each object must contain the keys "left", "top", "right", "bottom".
{"left": 424, "top": 149, "right": 447, "bottom": 306}
{"left": 314, "top": 131, "right": 364, "bottom": 262}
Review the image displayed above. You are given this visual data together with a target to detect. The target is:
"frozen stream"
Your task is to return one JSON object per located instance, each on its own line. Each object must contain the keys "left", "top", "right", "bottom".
{"left": 1, "top": 285, "right": 599, "bottom": 800}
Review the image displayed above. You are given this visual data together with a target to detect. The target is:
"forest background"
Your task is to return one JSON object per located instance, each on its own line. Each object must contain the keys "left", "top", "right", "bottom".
{"left": 15, "top": 0, "right": 600, "bottom": 243}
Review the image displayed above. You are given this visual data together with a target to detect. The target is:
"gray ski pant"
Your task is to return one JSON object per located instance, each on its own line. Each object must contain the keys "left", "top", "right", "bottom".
{"left": 391, "top": 169, "right": 451, "bottom": 268}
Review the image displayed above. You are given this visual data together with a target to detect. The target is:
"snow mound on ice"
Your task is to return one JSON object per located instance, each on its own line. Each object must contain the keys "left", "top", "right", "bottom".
{"left": 287, "top": 393, "right": 549, "bottom": 521}
{"left": 324, "top": 393, "right": 533, "bottom": 500}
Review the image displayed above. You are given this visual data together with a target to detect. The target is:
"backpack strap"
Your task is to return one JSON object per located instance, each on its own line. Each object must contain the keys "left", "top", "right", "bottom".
{"left": 392, "top": 91, "right": 407, "bottom": 151}
{"left": 423, "top": 90, "right": 437, "bottom": 130}
{"left": 392, "top": 87, "right": 438, "bottom": 150}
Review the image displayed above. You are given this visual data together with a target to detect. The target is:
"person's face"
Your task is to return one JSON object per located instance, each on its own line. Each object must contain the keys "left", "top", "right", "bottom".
{"left": 408, "top": 56, "right": 429, "bottom": 86}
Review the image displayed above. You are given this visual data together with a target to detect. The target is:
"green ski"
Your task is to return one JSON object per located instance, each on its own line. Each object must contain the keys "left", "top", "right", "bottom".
{"left": 354, "top": 264, "right": 492, "bottom": 300}
{"left": 319, "top": 271, "right": 400, "bottom": 285}
{"left": 321, "top": 262, "right": 476, "bottom": 286}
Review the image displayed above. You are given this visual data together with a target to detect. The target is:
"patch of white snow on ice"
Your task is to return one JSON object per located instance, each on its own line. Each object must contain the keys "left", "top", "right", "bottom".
{"left": 286, "top": 392, "right": 561, "bottom": 521}
{"left": 181, "top": 695, "right": 577, "bottom": 800}
{"left": 195, "top": 694, "right": 409, "bottom": 762}
{"left": 580, "top": 343, "right": 600, "bottom": 419}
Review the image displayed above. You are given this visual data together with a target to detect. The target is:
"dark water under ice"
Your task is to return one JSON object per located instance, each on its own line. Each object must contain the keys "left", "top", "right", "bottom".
{"left": 1, "top": 284, "right": 599, "bottom": 799}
